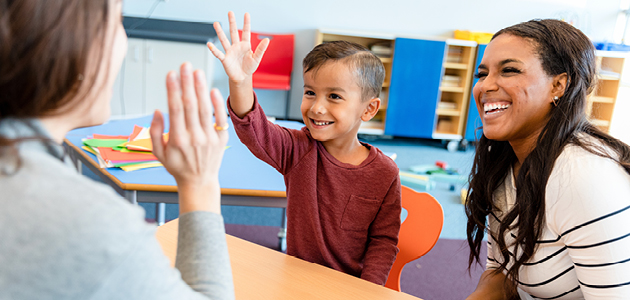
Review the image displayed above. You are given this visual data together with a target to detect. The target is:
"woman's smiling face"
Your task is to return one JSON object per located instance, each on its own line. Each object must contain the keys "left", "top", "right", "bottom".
{"left": 473, "top": 34, "right": 556, "bottom": 144}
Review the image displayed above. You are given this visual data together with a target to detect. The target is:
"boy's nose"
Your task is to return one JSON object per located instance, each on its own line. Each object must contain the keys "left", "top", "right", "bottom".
{"left": 311, "top": 99, "right": 326, "bottom": 114}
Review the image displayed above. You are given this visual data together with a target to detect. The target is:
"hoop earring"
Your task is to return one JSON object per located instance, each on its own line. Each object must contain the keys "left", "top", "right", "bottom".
{"left": 552, "top": 96, "right": 559, "bottom": 106}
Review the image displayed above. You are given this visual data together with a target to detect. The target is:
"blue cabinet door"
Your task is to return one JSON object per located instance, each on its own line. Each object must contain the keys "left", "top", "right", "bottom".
{"left": 464, "top": 44, "right": 486, "bottom": 141}
{"left": 385, "top": 38, "right": 445, "bottom": 138}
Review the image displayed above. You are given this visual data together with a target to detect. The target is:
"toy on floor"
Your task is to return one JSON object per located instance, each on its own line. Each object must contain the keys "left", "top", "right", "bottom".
{"left": 402, "top": 161, "right": 468, "bottom": 193}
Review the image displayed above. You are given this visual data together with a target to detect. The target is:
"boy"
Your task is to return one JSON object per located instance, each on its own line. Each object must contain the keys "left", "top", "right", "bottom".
{"left": 208, "top": 12, "right": 401, "bottom": 285}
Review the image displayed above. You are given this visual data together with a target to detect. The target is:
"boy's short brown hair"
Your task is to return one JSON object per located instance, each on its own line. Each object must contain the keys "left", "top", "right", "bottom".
{"left": 302, "top": 40, "right": 385, "bottom": 101}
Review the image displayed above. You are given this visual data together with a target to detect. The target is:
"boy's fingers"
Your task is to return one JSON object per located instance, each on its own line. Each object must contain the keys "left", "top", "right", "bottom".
{"left": 150, "top": 110, "right": 166, "bottom": 162}
{"left": 207, "top": 42, "right": 225, "bottom": 61}
{"left": 179, "top": 63, "right": 202, "bottom": 134}
{"left": 228, "top": 11, "right": 240, "bottom": 45}
{"left": 252, "top": 38, "right": 269, "bottom": 63}
{"left": 194, "top": 70, "right": 213, "bottom": 133}
{"left": 166, "top": 71, "right": 186, "bottom": 138}
{"left": 213, "top": 22, "right": 231, "bottom": 51}
{"left": 242, "top": 12, "right": 251, "bottom": 42}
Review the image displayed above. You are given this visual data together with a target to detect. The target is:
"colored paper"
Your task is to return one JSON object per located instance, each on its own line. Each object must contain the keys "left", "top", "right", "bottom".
{"left": 126, "top": 133, "right": 169, "bottom": 152}
{"left": 120, "top": 162, "right": 163, "bottom": 172}
{"left": 93, "top": 134, "right": 129, "bottom": 140}
{"left": 83, "top": 139, "right": 128, "bottom": 148}
{"left": 97, "top": 147, "right": 157, "bottom": 162}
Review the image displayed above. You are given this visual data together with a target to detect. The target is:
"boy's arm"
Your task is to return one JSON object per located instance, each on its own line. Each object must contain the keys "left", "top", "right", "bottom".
{"left": 228, "top": 95, "right": 310, "bottom": 175}
{"left": 360, "top": 175, "right": 402, "bottom": 285}
{"left": 207, "top": 12, "right": 269, "bottom": 118}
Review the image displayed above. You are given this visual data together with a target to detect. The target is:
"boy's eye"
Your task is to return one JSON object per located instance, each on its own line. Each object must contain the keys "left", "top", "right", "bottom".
{"left": 304, "top": 90, "right": 315, "bottom": 96}
{"left": 329, "top": 93, "right": 342, "bottom": 100}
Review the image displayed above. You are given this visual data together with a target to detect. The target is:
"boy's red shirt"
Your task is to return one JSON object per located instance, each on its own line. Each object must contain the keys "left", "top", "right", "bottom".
{"left": 228, "top": 95, "right": 401, "bottom": 285}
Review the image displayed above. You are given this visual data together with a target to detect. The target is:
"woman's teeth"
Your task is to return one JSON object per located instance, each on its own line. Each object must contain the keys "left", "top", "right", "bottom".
{"left": 484, "top": 103, "right": 511, "bottom": 114}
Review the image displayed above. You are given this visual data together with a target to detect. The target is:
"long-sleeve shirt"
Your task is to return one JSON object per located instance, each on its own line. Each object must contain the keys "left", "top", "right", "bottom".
{"left": 229, "top": 96, "right": 401, "bottom": 285}
{"left": 487, "top": 140, "right": 630, "bottom": 299}
{"left": 0, "top": 118, "right": 234, "bottom": 300}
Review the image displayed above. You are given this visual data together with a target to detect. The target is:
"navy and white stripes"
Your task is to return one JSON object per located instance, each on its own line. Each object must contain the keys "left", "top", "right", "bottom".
{"left": 486, "top": 143, "right": 630, "bottom": 299}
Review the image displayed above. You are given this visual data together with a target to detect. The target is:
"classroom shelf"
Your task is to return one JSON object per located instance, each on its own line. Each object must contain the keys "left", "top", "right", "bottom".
{"left": 591, "top": 96, "right": 615, "bottom": 103}
{"left": 437, "top": 109, "right": 461, "bottom": 116}
{"left": 444, "top": 62, "right": 468, "bottom": 69}
{"left": 591, "top": 119, "right": 610, "bottom": 127}
{"left": 439, "top": 86, "right": 465, "bottom": 93}
{"left": 587, "top": 51, "right": 627, "bottom": 133}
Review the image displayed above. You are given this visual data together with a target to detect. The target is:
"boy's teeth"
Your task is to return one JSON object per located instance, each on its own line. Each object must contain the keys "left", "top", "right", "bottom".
{"left": 484, "top": 103, "right": 511, "bottom": 113}
{"left": 314, "top": 120, "right": 332, "bottom": 126}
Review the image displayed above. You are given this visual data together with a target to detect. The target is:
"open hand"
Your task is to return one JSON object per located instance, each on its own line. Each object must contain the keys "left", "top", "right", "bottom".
{"left": 207, "top": 12, "right": 269, "bottom": 84}
{"left": 150, "top": 62, "right": 228, "bottom": 214}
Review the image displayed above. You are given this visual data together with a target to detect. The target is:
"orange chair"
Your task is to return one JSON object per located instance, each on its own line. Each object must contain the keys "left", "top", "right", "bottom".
{"left": 385, "top": 186, "right": 444, "bottom": 291}
{"left": 240, "top": 30, "right": 295, "bottom": 118}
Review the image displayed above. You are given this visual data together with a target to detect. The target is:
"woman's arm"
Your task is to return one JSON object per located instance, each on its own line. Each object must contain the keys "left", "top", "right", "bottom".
{"left": 149, "top": 62, "right": 234, "bottom": 299}
{"left": 466, "top": 270, "right": 507, "bottom": 300}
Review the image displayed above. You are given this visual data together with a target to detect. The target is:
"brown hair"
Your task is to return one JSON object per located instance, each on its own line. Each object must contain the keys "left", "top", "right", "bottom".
{"left": 0, "top": 0, "right": 112, "bottom": 151}
{"left": 465, "top": 19, "right": 630, "bottom": 298}
{"left": 303, "top": 40, "right": 385, "bottom": 101}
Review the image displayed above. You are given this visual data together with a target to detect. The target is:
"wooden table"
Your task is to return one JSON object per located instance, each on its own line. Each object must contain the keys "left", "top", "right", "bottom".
{"left": 155, "top": 219, "right": 422, "bottom": 300}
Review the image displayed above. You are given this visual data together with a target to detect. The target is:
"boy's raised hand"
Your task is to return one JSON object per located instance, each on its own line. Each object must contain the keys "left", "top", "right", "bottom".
{"left": 208, "top": 12, "right": 269, "bottom": 84}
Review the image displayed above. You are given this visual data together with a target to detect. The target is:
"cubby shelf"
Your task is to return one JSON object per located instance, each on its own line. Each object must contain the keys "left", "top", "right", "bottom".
{"left": 439, "top": 86, "right": 465, "bottom": 93}
{"left": 587, "top": 51, "right": 627, "bottom": 133}
{"left": 444, "top": 62, "right": 468, "bottom": 69}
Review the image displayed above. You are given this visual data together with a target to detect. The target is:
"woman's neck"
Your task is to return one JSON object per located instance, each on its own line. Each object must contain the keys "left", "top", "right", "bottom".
{"left": 38, "top": 116, "right": 75, "bottom": 144}
{"left": 509, "top": 130, "right": 542, "bottom": 177}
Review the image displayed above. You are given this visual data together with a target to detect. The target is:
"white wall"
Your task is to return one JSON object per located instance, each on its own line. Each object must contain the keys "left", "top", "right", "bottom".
{"left": 124, "top": 0, "right": 622, "bottom": 119}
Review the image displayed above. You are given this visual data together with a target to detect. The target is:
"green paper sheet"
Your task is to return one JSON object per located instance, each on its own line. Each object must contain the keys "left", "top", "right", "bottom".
{"left": 82, "top": 139, "right": 128, "bottom": 148}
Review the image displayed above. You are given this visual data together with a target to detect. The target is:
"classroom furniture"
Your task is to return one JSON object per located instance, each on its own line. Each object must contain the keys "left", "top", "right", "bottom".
{"left": 155, "top": 219, "right": 423, "bottom": 300}
{"left": 588, "top": 50, "right": 629, "bottom": 144}
{"left": 463, "top": 44, "right": 487, "bottom": 144}
{"left": 315, "top": 29, "right": 396, "bottom": 135}
{"left": 385, "top": 186, "right": 443, "bottom": 291}
{"left": 64, "top": 115, "right": 301, "bottom": 247}
{"left": 245, "top": 30, "right": 295, "bottom": 119}
{"left": 386, "top": 38, "right": 477, "bottom": 145}
{"left": 111, "top": 17, "right": 216, "bottom": 118}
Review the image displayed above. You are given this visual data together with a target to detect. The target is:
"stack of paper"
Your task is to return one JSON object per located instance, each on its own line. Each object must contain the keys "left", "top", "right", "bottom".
{"left": 81, "top": 125, "right": 168, "bottom": 172}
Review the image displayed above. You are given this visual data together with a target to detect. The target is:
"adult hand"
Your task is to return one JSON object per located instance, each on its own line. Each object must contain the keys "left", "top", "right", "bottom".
{"left": 150, "top": 62, "right": 229, "bottom": 214}
{"left": 207, "top": 11, "right": 269, "bottom": 84}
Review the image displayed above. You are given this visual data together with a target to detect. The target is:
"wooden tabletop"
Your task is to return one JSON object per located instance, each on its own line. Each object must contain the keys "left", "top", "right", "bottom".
{"left": 155, "top": 220, "right": 422, "bottom": 300}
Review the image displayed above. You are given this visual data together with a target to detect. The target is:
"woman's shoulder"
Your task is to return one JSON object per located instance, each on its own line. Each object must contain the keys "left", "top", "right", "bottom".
{"left": 3, "top": 148, "right": 150, "bottom": 237}
{"left": 546, "top": 136, "right": 630, "bottom": 213}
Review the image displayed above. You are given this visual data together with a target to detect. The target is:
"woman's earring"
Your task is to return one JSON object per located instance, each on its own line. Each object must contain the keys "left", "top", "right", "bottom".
{"left": 552, "top": 96, "right": 559, "bottom": 106}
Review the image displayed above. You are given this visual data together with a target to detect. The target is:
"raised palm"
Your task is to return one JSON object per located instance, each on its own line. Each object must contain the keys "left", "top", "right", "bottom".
{"left": 208, "top": 12, "right": 269, "bottom": 83}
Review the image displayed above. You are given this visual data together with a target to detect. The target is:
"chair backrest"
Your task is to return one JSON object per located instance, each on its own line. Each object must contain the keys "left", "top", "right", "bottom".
{"left": 384, "top": 186, "right": 444, "bottom": 291}
{"left": 240, "top": 30, "right": 295, "bottom": 90}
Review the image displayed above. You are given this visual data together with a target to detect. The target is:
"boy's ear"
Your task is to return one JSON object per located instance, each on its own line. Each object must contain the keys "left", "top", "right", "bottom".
{"left": 361, "top": 97, "right": 381, "bottom": 122}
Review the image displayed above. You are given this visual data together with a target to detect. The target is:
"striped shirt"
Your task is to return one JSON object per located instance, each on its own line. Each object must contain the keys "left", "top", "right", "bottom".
{"left": 487, "top": 142, "right": 630, "bottom": 299}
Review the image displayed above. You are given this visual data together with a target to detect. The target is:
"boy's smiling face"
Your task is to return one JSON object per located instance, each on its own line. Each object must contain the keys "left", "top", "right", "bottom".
{"left": 301, "top": 60, "right": 379, "bottom": 148}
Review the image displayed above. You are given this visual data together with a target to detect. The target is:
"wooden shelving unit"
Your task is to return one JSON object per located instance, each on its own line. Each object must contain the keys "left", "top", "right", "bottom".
{"left": 434, "top": 40, "right": 477, "bottom": 137}
{"left": 587, "top": 51, "right": 626, "bottom": 134}
{"left": 315, "top": 29, "right": 396, "bottom": 135}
